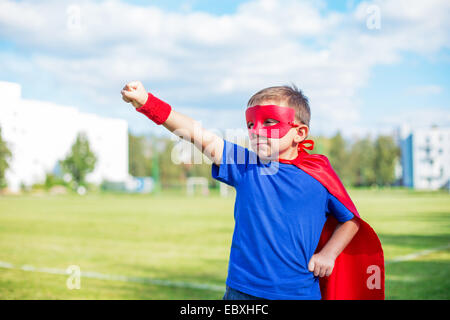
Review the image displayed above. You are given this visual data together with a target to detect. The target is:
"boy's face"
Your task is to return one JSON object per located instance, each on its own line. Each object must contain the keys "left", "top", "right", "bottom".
{"left": 246, "top": 100, "right": 308, "bottom": 160}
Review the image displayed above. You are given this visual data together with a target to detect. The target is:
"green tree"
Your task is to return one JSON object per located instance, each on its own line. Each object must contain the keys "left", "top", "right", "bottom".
{"left": 310, "top": 135, "right": 329, "bottom": 155}
{"left": 373, "top": 135, "right": 400, "bottom": 186}
{"left": 349, "top": 136, "right": 376, "bottom": 187}
{"left": 128, "top": 132, "right": 152, "bottom": 177}
{"left": 328, "top": 131, "right": 351, "bottom": 184}
{"left": 159, "top": 138, "right": 185, "bottom": 188}
{"left": 59, "top": 132, "right": 97, "bottom": 188}
{"left": 0, "top": 126, "right": 13, "bottom": 189}
{"left": 44, "top": 172, "right": 67, "bottom": 190}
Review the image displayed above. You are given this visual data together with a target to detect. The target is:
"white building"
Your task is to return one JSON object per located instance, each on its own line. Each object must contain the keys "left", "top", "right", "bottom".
{"left": 0, "top": 81, "right": 129, "bottom": 192}
{"left": 398, "top": 124, "right": 450, "bottom": 190}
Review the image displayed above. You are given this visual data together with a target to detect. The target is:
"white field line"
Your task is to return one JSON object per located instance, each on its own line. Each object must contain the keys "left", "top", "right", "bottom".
{"left": 385, "top": 243, "right": 450, "bottom": 265}
{"left": 0, "top": 243, "right": 448, "bottom": 291}
{"left": 0, "top": 261, "right": 224, "bottom": 293}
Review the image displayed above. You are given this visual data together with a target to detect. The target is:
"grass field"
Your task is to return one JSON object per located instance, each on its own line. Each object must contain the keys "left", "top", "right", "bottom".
{"left": 0, "top": 188, "right": 449, "bottom": 300}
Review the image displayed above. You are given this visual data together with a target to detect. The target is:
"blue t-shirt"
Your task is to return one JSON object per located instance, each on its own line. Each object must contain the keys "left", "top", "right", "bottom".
{"left": 212, "top": 139, "right": 354, "bottom": 300}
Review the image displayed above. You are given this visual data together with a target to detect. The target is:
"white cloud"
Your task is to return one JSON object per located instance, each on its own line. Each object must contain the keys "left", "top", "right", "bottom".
{"left": 406, "top": 85, "right": 443, "bottom": 95}
{"left": 0, "top": 0, "right": 449, "bottom": 136}
{"left": 380, "top": 107, "right": 450, "bottom": 129}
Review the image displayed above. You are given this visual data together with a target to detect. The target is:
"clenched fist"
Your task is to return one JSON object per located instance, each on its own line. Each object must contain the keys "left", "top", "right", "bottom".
{"left": 308, "top": 252, "right": 335, "bottom": 278}
{"left": 121, "top": 81, "right": 149, "bottom": 109}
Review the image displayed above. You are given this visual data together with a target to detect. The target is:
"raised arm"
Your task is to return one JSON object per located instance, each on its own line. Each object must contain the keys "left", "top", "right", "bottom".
{"left": 121, "top": 81, "right": 224, "bottom": 166}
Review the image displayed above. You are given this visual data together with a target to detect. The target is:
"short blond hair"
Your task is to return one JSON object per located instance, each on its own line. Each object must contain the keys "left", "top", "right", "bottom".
{"left": 247, "top": 84, "right": 311, "bottom": 127}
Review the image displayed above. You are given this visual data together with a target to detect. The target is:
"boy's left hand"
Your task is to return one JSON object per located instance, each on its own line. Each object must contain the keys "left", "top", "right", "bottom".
{"left": 308, "top": 252, "right": 335, "bottom": 277}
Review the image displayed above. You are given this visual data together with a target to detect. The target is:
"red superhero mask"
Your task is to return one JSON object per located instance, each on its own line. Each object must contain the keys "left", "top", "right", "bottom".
{"left": 245, "top": 105, "right": 299, "bottom": 139}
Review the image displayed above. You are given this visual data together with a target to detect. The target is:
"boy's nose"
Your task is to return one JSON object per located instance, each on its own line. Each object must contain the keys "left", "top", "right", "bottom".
{"left": 248, "top": 123, "right": 267, "bottom": 138}
{"left": 249, "top": 130, "right": 264, "bottom": 140}
{"left": 249, "top": 129, "right": 258, "bottom": 139}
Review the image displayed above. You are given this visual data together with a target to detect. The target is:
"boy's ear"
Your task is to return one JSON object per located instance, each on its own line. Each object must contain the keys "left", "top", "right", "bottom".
{"left": 294, "top": 124, "right": 309, "bottom": 142}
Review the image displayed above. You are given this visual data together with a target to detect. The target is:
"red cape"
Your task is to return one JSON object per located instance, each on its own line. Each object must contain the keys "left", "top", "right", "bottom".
{"left": 279, "top": 140, "right": 385, "bottom": 300}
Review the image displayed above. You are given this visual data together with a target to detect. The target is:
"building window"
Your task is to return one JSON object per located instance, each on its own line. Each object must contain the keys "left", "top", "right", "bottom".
{"left": 423, "top": 143, "right": 431, "bottom": 155}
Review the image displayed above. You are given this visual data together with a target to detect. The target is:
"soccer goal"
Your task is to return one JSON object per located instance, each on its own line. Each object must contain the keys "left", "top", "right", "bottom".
{"left": 186, "top": 177, "right": 209, "bottom": 196}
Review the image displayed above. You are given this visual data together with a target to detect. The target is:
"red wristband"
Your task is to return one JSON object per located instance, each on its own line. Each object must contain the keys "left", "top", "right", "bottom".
{"left": 136, "top": 93, "right": 172, "bottom": 125}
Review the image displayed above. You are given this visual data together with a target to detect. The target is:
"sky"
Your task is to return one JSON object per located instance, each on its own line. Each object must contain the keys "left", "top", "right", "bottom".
{"left": 0, "top": 0, "right": 449, "bottom": 139}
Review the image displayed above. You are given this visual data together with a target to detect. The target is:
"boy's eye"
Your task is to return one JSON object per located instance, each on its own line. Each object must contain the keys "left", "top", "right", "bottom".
{"left": 247, "top": 119, "right": 279, "bottom": 129}
{"left": 264, "top": 119, "right": 279, "bottom": 126}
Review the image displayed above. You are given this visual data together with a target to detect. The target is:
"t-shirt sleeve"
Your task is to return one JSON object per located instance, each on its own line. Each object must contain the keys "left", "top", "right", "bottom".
{"left": 326, "top": 192, "right": 355, "bottom": 223}
{"left": 211, "top": 139, "right": 254, "bottom": 187}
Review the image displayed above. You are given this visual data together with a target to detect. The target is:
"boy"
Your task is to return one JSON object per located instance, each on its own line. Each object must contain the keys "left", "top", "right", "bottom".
{"left": 121, "top": 82, "right": 385, "bottom": 300}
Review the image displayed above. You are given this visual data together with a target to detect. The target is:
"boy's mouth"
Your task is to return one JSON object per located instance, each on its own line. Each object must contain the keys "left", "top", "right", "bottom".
{"left": 252, "top": 141, "right": 270, "bottom": 151}
{"left": 251, "top": 139, "right": 269, "bottom": 146}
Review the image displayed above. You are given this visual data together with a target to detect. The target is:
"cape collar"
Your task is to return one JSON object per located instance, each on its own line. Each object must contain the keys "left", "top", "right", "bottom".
{"left": 278, "top": 139, "right": 315, "bottom": 164}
